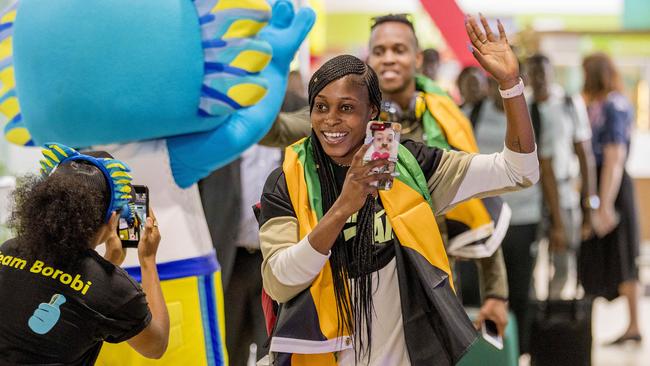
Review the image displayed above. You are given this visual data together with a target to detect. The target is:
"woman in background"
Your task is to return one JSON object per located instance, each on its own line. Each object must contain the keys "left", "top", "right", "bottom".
{"left": 582, "top": 52, "right": 642, "bottom": 344}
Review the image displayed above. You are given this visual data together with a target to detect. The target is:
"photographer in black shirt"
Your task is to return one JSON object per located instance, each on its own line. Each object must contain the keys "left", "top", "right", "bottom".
{"left": 0, "top": 144, "right": 169, "bottom": 365}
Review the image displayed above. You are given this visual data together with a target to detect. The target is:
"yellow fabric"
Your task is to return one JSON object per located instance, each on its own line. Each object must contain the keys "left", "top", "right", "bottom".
{"left": 230, "top": 50, "right": 271, "bottom": 73}
{"left": 4, "top": 126, "right": 30, "bottom": 145}
{"left": 282, "top": 139, "right": 319, "bottom": 239}
{"left": 423, "top": 92, "right": 494, "bottom": 231}
{"left": 0, "top": 8, "right": 16, "bottom": 23}
{"left": 280, "top": 139, "right": 451, "bottom": 364}
{"left": 0, "top": 95, "right": 19, "bottom": 119}
{"left": 222, "top": 19, "right": 267, "bottom": 39}
{"left": 41, "top": 149, "right": 61, "bottom": 163}
{"left": 227, "top": 83, "right": 267, "bottom": 107}
{"left": 379, "top": 179, "right": 453, "bottom": 286}
{"left": 444, "top": 196, "right": 492, "bottom": 230}
{"left": 423, "top": 93, "right": 478, "bottom": 153}
{"left": 0, "top": 36, "right": 12, "bottom": 61}
{"left": 0, "top": 66, "right": 15, "bottom": 95}
{"left": 292, "top": 352, "right": 337, "bottom": 365}
{"left": 283, "top": 142, "right": 343, "bottom": 346}
{"left": 212, "top": 0, "right": 271, "bottom": 12}
{"left": 96, "top": 275, "right": 215, "bottom": 366}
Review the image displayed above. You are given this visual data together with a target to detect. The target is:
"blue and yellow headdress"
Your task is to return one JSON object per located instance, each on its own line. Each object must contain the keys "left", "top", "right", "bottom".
{"left": 39, "top": 143, "right": 136, "bottom": 224}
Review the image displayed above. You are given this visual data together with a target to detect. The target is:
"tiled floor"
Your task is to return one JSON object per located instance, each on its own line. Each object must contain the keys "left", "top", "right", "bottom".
{"left": 592, "top": 297, "right": 649, "bottom": 366}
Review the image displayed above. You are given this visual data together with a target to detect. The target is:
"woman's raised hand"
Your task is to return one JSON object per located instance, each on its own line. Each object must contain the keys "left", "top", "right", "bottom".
{"left": 335, "top": 144, "right": 392, "bottom": 217}
{"left": 466, "top": 14, "right": 520, "bottom": 88}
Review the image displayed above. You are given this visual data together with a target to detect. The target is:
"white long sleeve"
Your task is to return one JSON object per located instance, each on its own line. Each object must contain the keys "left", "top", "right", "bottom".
{"left": 450, "top": 144, "right": 539, "bottom": 206}
{"left": 267, "top": 235, "right": 330, "bottom": 286}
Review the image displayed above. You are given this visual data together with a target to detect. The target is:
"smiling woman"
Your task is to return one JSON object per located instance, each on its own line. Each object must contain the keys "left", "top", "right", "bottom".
{"left": 258, "top": 15, "right": 540, "bottom": 366}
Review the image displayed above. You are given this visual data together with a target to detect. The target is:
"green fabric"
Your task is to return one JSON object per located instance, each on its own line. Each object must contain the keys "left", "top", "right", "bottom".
{"left": 395, "top": 144, "right": 432, "bottom": 206}
{"left": 415, "top": 74, "right": 451, "bottom": 150}
{"left": 291, "top": 137, "right": 432, "bottom": 215}
{"left": 291, "top": 138, "right": 324, "bottom": 220}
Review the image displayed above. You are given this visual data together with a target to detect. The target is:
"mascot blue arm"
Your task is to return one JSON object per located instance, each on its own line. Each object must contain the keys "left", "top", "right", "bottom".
{"left": 169, "top": 0, "right": 314, "bottom": 188}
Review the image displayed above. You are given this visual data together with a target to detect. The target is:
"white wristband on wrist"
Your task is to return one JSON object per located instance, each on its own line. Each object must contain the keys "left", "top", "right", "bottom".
{"left": 498, "top": 77, "right": 524, "bottom": 99}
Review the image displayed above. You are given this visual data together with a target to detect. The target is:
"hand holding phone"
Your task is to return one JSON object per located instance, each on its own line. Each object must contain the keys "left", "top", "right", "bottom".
{"left": 118, "top": 185, "right": 149, "bottom": 248}
{"left": 104, "top": 212, "right": 127, "bottom": 266}
{"left": 481, "top": 319, "right": 504, "bottom": 350}
{"left": 363, "top": 121, "right": 401, "bottom": 190}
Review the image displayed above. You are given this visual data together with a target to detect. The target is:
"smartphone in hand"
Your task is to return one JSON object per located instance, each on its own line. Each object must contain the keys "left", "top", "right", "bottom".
{"left": 363, "top": 121, "right": 401, "bottom": 190}
{"left": 117, "top": 185, "right": 149, "bottom": 248}
{"left": 481, "top": 319, "right": 504, "bottom": 350}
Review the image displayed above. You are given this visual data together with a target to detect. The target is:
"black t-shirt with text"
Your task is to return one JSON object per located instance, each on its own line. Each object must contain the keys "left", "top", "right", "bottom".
{"left": 0, "top": 239, "right": 151, "bottom": 365}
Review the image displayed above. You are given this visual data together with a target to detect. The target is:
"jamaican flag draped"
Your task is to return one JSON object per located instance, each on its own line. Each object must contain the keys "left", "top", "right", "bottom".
{"left": 268, "top": 137, "right": 477, "bottom": 366}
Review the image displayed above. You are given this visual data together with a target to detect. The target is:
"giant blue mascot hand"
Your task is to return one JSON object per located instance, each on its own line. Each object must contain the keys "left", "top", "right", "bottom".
{"left": 168, "top": 1, "right": 315, "bottom": 188}
{"left": 2, "top": 0, "right": 314, "bottom": 187}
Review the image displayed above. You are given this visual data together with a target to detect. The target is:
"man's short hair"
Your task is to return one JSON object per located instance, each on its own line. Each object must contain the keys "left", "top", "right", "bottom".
{"left": 370, "top": 13, "right": 419, "bottom": 48}
{"left": 422, "top": 48, "right": 439, "bottom": 65}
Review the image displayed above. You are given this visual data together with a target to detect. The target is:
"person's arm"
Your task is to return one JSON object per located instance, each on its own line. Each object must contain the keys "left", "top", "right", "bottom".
{"left": 474, "top": 247, "right": 509, "bottom": 336}
{"left": 258, "top": 107, "right": 312, "bottom": 148}
{"left": 259, "top": 145, "right": 392, "bottom": 302}
{"left": 127, "top": 209, "right": 169, "bottom": 359}
{"left": 307, "top": 145, "right": 392, "bottom": 255}
{"left": 540, "top": 158, "right": 566, "bottom": 251}
{"left": 423, "top": 15, "right": 538, "bottom": 214}
{"left": 574, "top": 140, "right": 598, "bottom": 239}
{"left": 594, "top": 143, "right": 626, "bottom": 237}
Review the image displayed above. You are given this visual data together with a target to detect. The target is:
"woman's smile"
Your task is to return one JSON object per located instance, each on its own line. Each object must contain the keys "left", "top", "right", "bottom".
{"left": 321, "top": 131, "right": 350, "bottom": 145}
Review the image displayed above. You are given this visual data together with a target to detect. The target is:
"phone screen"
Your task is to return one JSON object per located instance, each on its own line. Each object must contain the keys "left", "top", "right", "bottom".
{"left": 118, "top": 185, "right": 148, "bottom": 248}
{"left": 363, "top": 121, "right": 402, "bottom": 190}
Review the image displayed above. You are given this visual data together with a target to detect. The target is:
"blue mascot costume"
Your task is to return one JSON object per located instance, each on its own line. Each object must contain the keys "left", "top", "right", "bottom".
{"left": 1, "top": 0, "right": 315, "bottom": 364}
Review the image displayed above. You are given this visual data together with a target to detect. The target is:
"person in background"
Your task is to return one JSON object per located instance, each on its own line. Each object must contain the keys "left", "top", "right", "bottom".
{"left": 457, "top": 66, "right": 489, "bottom": 126}
{"left": 282, "top": 70, "right": 308, "bottom": 113}
{"left": 421, "top": 48, "right": 440, "bottom": 81}
{"left": 526, "top": 53, "right": 597, "bottom": 298}
{"left": 461, "top": 76, "right": 542, "bottom": 355}
{"left": 582, "top": 52, "right": 642, "bottom": 345}
{"left": 0, "top": 144, "right": 168, "bottom": 364}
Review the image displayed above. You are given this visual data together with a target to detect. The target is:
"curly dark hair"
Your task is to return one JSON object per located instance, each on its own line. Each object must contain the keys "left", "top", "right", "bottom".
{"left": 9, "top": 161, "right": 109, "bottom": 270}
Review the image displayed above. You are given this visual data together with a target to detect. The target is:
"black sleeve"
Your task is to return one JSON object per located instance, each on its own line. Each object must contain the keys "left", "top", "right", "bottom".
{"left": 258, "top": 167, "right": 296, "bottom": 228}
{"left": 100, "top": 277, "right": 152, "bottom": 343}
{"left": 402, "top": 140, "right": 445, "bottom": 180}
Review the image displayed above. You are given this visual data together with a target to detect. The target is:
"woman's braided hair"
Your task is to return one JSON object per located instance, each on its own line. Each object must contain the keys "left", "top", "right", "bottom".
{"left": 308, "top": 54, "right": 381, "bottom": 117}
{"left": 308, "top": 55, "right": 382, "bottom": 360}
